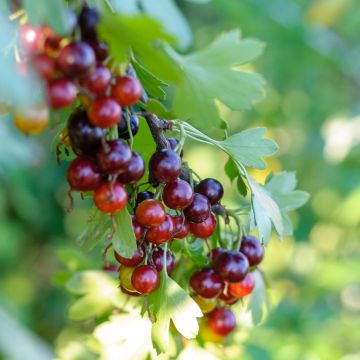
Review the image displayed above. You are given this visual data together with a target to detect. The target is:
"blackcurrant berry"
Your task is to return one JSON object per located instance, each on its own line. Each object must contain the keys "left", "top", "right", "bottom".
{"left": 131, "top": 215, "right": 144, "bottom": 241}
{"left": 78, "top": 5, "right": 100, "bottom": 40}
{"left": 145, "top": 214, "right": 174, "bottom": 245}
{"left": 214, "top": 250, "right": 249, "bottom": 283}
{"left": 131, "top": 265, "right": 159, "bottom": 294}
{"left": 114, "top": 244, "right": 144, "bottom": 267}
{"left": 171, "top": 215, "right": 190, "bottom": 239}
{"left": 82, "top": 65, "right": 111, "bottom": 95}
{"left": 228, "top": 272, "right": 255, "bottom": 298}
{"left": 88, "top": 97, "right": 121, "bottom": 128}
{"left": 135, "top": 191, "right": 154, "bottom": 207}
{"left": 96, "top": 139, "right": 132, "bottom": 174}
{"left": 240, "top": 235, "right": 264, "bottom": 267}
{"left": 218, "top": 290, "right": 238, "bottom": 305}
{"left": 151, "top": 247, "right": 175, "bottom": 273}
{"left": 93, "top": 182, "right": 128, "bottom": 214}
{"left": 196, "top": 178, "right": 224, "bottom": 205}
{"left": 167, "top": 137, "right": 183, "bottom": 157}
{"left": 209, "top": 247, "right": 226, "bottom": 261}
{"left": 116, "top": 152, "right": 145, "bottom": 184}
{"left": 190, "top": 213, "right": 217, "bottom": 239}
{"left": 135, "top": 199, "right": 166, "bottom": 227}
{"left": 86, "top": 40, "right": 108, "bottom": 61}
{"left": 190, "top": 268, "right": 224, "bottom": 299}
{"left": 208, "top": 308, "right": 236, "bottom": 336}
{"left": 111, "top": 75, "right": 142, "bottom": 106}
{"left": 149, "top": 149, "right": 182, "bottom": 184}
{"left": 47, "top": 79, "right": 77, "bottom": 109}
{"left": 66, "top": 157, "right": 101, "bottom": 191}
{"left": 32, "top": 53, "right": 57, "bottom": 80}
{"left": 118, "top": 111, "right": 140, "bottom": 140}
{"left": 162, "top": 179, "right": 194, "bottom": 210}
{"left": 57, "top": 41, "right": 96, "bottom": 78}
{"left": 184, "top": 193, "right": 211, "bottom": 223}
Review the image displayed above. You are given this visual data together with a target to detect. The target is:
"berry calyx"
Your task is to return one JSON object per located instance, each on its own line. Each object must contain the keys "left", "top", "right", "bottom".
{"left": 88, "top": 97, "right": 121, "bottom": 128}
{"left": 229, "top": 271, "right": 255, "bottom": 298}
{"left": 149, "top": 149, "right": 182, "bottom": 184}
{"left": 135, "top": 199, "right": 166, "bottom": 227}
{"left": 82, "top": 65, "right": 111, "bottom": 95}
{"left": 240, "top": 235, "right": 264, "bottom": 267}
{"left": 13, "top": 104, "right": 49, "bottom": 135}
{"left": 96, "top": 139, "right": 132, "bottom": 174}
{"left": 116, "top": 152, "right": 145, "bottom": 184}
{"left": 145, "top": 214, "right": 174, "bottom": 245}
{"left": 208, "top": 308, "right": 236, "bottom": 336}
{"left": 66, "top": 157, "right": 101, "bottom": 191}
{"left": 196, "top": 178, "right": 224, "bottom": 205}
{"left": 190, "top": 268, "right": 224, "bottom": 298}
{"left": 93, "top": 182, "right": 128, "bottom": 214}
{"left": 190, "top": 213, "right": 217, "bottom": 238}
{"left": 114, "top": 245, "right": 144, "bottom": 267}
{"left": 47, "top": 79, "right": 77, "bottom": 109}
{"left": 151, "top": 247, "right": 175, "bottom": 273}
{"left": 171, "top": 216, "right": 190, "bottom": 239}
{"left": 184, "top": 193, "right": 211, "bottom": 223}
{"left": 162, "top": 179, "right": 194, "bottom": 210}
{"left": 213, "top": 250, "right": 249, "bottom": 283}
{"left": 131, "top": 265, "right": 159, "bottom": 294}
{"left": 111, "top": 75, "right": 142, "bottom": 106}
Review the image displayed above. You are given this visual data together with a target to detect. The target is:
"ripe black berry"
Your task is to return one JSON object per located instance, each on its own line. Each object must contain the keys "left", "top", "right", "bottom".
{"left": 184, "top": 193, "right": 211, "bottom": 223}
{"left": 136, "top": 191, "right": 154, "bottom": 207}
{"left": 197, "top": 178, "right": 224, "bottom": 205}
{"left": 149, "top": 149, "right": 182, "bottom": 184}
{"left": 190, "top": 268, "right": 224, "bottom": 299}
{"left": 214, "top": 250, "right": 249, "bottom": 283}
{"left": 78, "top": 5, "right": 100, "bottom": 40}
{"left": 118, "top": 111, "right": 140, "bottom": 140}
{"left": 240, "top": 235, "right": 264, "bottom": 267}
{"left": 116, "top": 152, "right": 145, "bottom": 184}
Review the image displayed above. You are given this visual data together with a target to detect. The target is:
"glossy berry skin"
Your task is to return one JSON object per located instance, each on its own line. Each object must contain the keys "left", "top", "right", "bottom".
{"left": 190, "top": 268, "right": 224, "bottom": 299}
{"left": 119, "top": 266, "right": 137, "bottom": 293}
{"left": 131, "top": 265, "right": 159, "bottom": 294}
{"left": 197, "top": 178, "right": 224, "bottom": 205}
{"left": 114, "top": 245, "right": 144, "bottom": 267}
{"left": 184, "top": 193, "right": 211, "bottom": 223}
{"left": 13, "top": 104, "right": 49, "bottom": 135}
{"left": 190, "top": 213, "right": 217, "bottom": 239}
{"left": 47, "top": 79, "right": 77, "bottom": 109}
{"left": 229, "top": 271, "right": 255, "bottom": 298}
{"left": 171, "top": 216, "right": 190, "bottom": 239}
{"left": 96, "top": 139, "right": 132, "bottom": 174}
{"left": 240, "top": 235, "right": 264, "bottom": 267}
{"left": 136, "top": 191, "right": 154, "bottom": 207}
{"left": 162, "top": 179, "right": 193, "bottom": 210}
{"left": 66, "top": 157, "right": 101, "bottom": 191}
{"left": 192, "top": 294, "right": 217, "bottom": 314}
{"left": 218, "top": 290, "right": 238, "bottom": 305}
{"left": 149, "top": 149, "right": 182, "bottom": 184}
{"left": 214, "top": 250, "right": 249, "bottom": 283}
{"left": 167, "top": 137, "right": 183, "bottom": 157}
{"left": 33, "top": 53, "right": 57, "bottom": 80}
{"left": 93, "top": 182, "right": 128, "bottom": 214}
{"left": 208, "top": 308, "right": 236, "bottom": 336}
{"left": 88, "top": 97, "right": 121, "bottom": 128}
{"left": 135, "top": 199, "right": 166, "bottom": 227}
{"left": 82, "top": 65, "right": 111, "bottom": 95}
{"left": 118, "top": 111, "right": 140, "bottom": 140}
{"left": 116, "top": 152, "right": 145, "bottom": 184}
{"left": 78, "top": 5, "right": 99, "bottom": 40}
{"left": 151, "top": 247, "right": 175, "bottom": 273}
{"left": 57, "top": 41, "right": 95, "bottom": 78}
{"left": 209, "top": 247, "right": 227, "bottom": 261}
{"left": 68, "top": 108, "right": 104, "bottom": 156}
{"left": 111, "top": 76, "right": 142, "bottom": 106}
{"left": 86, "top": 40, "right": 108, "bottom": 61}
{"left": 146, "top": 214, "right": 174, "bottom": 245}
{"left": 131, "top": 215, "right": 144, "bottom": 241}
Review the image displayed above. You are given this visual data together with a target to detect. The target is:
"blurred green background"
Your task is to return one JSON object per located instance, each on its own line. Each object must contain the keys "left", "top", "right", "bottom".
{"left": 1, "top": 0, "right": 360, "bottom": 359}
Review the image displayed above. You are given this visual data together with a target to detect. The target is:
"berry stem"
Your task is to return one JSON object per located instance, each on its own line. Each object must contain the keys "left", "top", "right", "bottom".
{"left": 125, "top": 107, "right": 134, "bottom": 149}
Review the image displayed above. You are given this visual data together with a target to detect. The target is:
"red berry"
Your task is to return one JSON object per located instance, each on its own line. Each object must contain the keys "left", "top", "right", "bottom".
{"left": 208, "top": 308, "right": 236, "bottom": 336}
{"left": 47, "top": 79, "right": 77, "bottom": 109}
{"left": 131, "top": 215, "right": 144, "bottom": 241}
{"left": 96, "top": 139, "right": 132, "bottom": 174}
{"left": 240, "top": 235, "right": 264, "bottom": 267}
{"left": 88, "top": 97, "right": 121, "bottom": 128}
{"left": 149, "top": 149, "right": 182, "bottom": 184}
{"left": 229, "top": 272, "right": 255, "bottom": 298}
{"left": 209, "top": 247, "right": 227, "bottom": 261}
{"left": 66, "top": 157, "right": 101, "bottom": 191}
{"left": 57, "top": 41, "right": 95, "bottom": 78}
{"left": 33, "top": 53, "right": 57, "bottom": 80}
{"left": 190, "top": 268, "right": 224, "bottom": 298}
{"left": 135, "top": 199, "right": 166, "bottom": 228}
{"left": 145, "top": 214, "right": 174, "bottom": 245}
{"left": 214, "top": 250, "right": 249, "bottom": 283}
{"left": 171, "top": 215, "right": 190, "bottom": 239}
{"left": 196, "top": 178, "right": 224, "bottom": 205}
{"left": 131, "top": 265, "right": 159, "bottom": 294}
{"left": 116, "top": 152, "right": 145, "bottom": 184}
{"left": 162, "top": 179, "right": 193, "bottom": 210}
{"left": 184, "top": 193, "right": 211, "bottom": 223}
{"left": 151, "top": 247, "right": 175, "bottom": 273}
{"left": 190, "top": 213, "right": 217, "bottom": 238}
{"left": 111, "top": 76, "right": 142, "bottom": 106}
{"left": 82, "top": 65, "right": 111, "bottom": 95}
{"left": 114, "top": 245, "right": 144, "bottom": 267}
{"left": 93, "top": 182, "right": 128, "bottom": 214}
{"left": 19, "top": 25, "right": 42, "bottom": 54}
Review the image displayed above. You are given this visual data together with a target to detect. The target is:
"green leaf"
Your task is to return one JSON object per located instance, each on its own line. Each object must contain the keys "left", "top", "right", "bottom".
{"left": 156, "top": 30, "right": 265, "bottom": 132}
{"left": 264, "top": 172, "right": 310, "bottom": 236}
{"left": 148, "top": 272, "right": 202, "bottom": 354}
{"left": 132, "top": 60, "right": 167, "bottom": 100}
{"left": 56, "top": 247, "right": 94, "bottom": 271}
{"left": 237, "top": 176, "right": 248, "bottom": 197}
{"left": 139, "top": 99, "right": 173, "bottom": 119}
{"left": 183, "top": 238, "right": 208, "bottom": 266}
{"left": 112, "top": 208, "right": 137, "bottom": 259}
{"left": 23, "top": 0, "right": 72, "bottom": 35}
{"left": 98, "top": 13, "right": 176, "bottom": 79}
{"left": 224, "top": 157, "right": 238, "bottom": 182}
{"left": 221, "top": 128, "right": 278, "bottom": 169}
